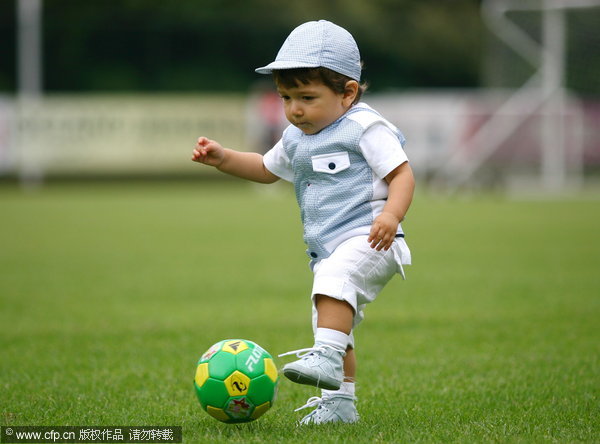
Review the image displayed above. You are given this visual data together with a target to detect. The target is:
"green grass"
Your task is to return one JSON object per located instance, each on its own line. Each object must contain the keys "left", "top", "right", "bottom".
{"left": 0, "top": 181, "right": 598, "bottom": 443}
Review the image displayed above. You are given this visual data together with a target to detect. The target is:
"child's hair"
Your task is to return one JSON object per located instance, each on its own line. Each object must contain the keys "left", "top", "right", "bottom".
{"left": 273, "top": 67, "right": 368, "bottom": 105}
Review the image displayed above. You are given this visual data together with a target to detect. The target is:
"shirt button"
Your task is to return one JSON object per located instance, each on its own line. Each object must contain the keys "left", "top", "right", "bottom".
{"left": 328, "top": 162, "right": 336, "bottom": 170}
{"left": 310, "top": 252, "right": 318, "bottom": 258}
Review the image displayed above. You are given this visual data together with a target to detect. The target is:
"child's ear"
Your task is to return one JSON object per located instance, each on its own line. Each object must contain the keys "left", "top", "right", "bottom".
{"left": 342, "top": 80, "right": 359, "bottom": 106}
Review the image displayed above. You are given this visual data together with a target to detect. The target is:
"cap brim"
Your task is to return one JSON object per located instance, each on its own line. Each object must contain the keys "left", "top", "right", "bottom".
{"left": 255, "top": 60, "right": 320, "bottom": 75}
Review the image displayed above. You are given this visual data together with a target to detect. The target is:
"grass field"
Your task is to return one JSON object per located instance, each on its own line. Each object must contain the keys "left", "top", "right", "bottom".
{"left": 0, "top": 181, "right": 598, "bottom": 443}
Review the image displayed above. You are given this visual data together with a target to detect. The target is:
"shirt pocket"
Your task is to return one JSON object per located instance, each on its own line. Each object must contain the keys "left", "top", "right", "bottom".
{"left": 311, "top": 151, "right": 351, "bottom": 174}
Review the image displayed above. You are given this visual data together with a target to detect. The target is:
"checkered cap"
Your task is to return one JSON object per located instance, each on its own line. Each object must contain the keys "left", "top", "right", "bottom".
{"left": 255, "top": 20, "right": 362, "bottom": 81}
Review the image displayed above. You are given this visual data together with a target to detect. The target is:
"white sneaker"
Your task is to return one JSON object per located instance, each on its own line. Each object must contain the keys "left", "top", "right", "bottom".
{"left": 295, "top": 394, "right": 359, "bottom": 425}
{"left": 278, "top": 343, "right": 345, "bottom": 390}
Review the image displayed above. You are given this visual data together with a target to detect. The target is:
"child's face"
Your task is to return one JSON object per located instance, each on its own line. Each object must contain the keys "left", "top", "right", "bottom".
{"left": 277, "top": 79, "right": 355, "bottom": 135}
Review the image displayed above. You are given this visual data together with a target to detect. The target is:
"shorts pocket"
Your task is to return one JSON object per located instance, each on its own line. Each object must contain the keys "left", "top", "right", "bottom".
{"left": 311, "top": 152, "right": 350, "bottom": 174}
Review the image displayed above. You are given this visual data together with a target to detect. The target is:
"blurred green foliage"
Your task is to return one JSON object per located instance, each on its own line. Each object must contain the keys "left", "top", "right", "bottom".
{"left": 2, "top": 0, "right": 598, "bottom": 95}
{"left": 0, "top": 0, "right": 483, "bottom": 92}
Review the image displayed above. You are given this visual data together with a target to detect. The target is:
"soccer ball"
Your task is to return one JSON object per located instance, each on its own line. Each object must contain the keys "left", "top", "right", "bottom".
{"left": 194, "top": 339, "right": 279, "bottom": 423}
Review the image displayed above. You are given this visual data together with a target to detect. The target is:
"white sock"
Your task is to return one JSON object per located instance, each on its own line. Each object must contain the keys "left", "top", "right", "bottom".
{"left": 323, "top": 381, "right": 355, "bottom": 398}
{"left": 314, "top": 327, "right": 349, "bottom": 350}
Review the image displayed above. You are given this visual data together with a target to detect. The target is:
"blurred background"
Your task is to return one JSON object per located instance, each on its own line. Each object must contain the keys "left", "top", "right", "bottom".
{"left": 1, "top": 0, "right": 599, "bottom": 193}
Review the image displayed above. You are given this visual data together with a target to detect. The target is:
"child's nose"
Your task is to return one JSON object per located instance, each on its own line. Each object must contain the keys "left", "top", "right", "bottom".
{"left": 290, "top": 101, "right": 303, "bottom": 116}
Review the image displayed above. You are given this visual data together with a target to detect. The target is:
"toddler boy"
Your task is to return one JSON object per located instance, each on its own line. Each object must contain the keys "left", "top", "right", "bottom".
{"left": 192, "top": 20, "right": 414, "bottom": 424}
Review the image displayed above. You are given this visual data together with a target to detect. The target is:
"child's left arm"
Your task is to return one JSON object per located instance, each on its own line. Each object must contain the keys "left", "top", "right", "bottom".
{"left": 368, "top": 161, "right": 415, "bottom": 251}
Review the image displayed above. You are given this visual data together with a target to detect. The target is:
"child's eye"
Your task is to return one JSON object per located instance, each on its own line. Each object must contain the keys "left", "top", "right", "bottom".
{"left": 302, "top": 96, "right": 314, "bottom": 101}
{"left": 280, "top": 95, "right": 290, "bottom": 101}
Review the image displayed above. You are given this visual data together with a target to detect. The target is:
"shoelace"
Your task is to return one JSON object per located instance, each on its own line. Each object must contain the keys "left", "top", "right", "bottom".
{"left": 278, "top": 344, "right": 343, "bottom": 359}
{"left": 294, "top": 393, "right": 356, "bottom": 412}
{"left": 295, "top": 394, "right": 359, "bottom": 426}
{"left": 294, "top": 395, "right": 330, "bottom": 412}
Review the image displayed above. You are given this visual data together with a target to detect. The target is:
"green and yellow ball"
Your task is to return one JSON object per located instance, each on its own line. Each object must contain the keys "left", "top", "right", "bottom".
{"left": 194, "top": 339, "right": 279, "bottom": 423}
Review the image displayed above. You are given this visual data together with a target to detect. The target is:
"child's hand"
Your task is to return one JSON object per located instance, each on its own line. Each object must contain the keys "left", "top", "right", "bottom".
{"left": 368, "top": 212, "right": 400, "bottom": 251}
{"left": 192, "top": 137, "right": 225, "bottom": 167}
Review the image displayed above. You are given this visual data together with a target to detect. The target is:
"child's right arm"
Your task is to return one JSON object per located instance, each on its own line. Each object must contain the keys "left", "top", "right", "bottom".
{"left": 192, "top": 136, "right": 279, "bottom": 184}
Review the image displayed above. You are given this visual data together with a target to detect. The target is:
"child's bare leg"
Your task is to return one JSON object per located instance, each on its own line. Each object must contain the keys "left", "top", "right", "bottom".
{"left": 343, "top": 347, "right": 355, "bottom": 382}
{"left": 315, "top": 294, "right": 353, "bottom": 335}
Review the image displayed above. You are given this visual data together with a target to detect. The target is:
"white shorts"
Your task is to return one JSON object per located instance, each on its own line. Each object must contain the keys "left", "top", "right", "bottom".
{"left": 310, "top": 235, "right": 411, "bottom": 348}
